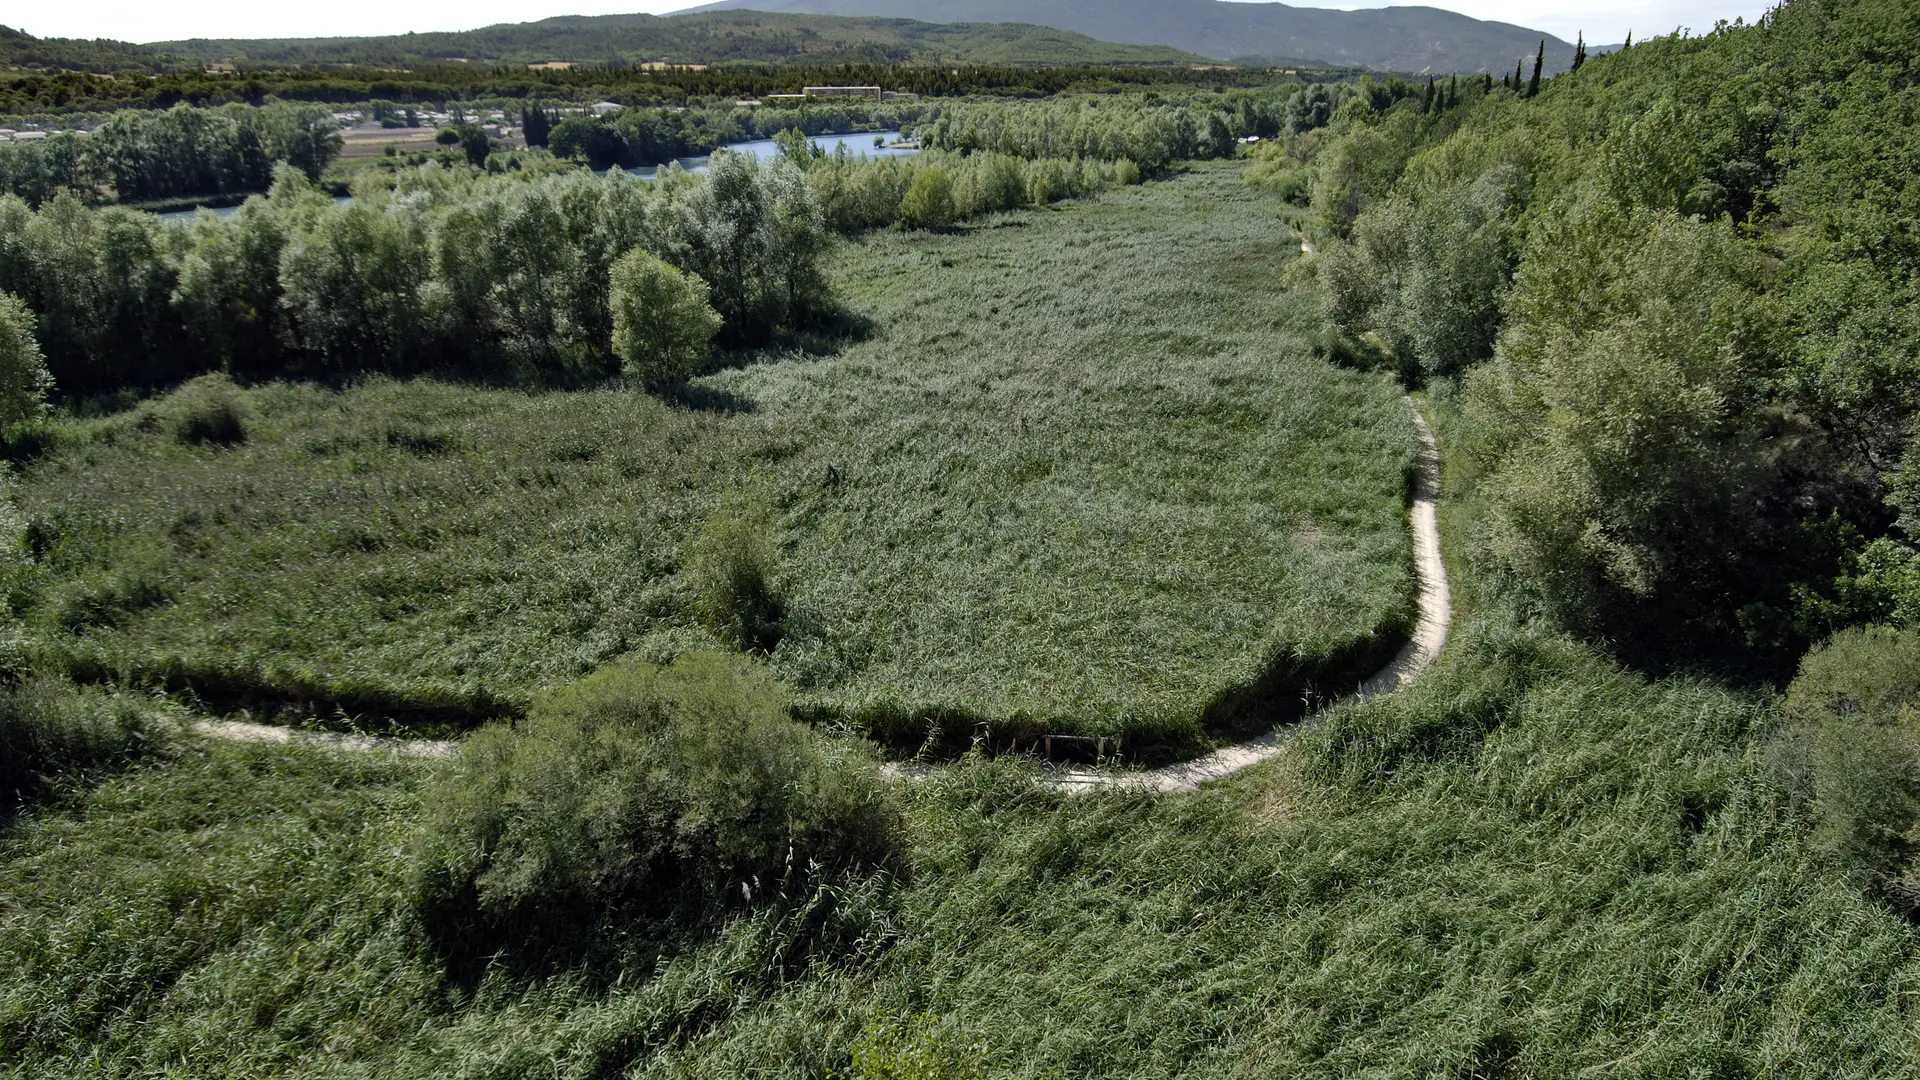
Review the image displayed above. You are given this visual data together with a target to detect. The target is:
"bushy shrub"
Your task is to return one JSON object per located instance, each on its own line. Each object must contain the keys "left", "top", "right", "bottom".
{"left": 899, "top": 165, "right": 956, "bottom": 230}
{"left": 689, "top": 495, "right": 785, "bottom": 653}
{"left": 1784, "top": 626, "right": 1920, "bottom": 899}
{"left": 162, "top": 373, "right": 250, "bottom": 446}
{"left": 0, "top": 674, "right": 159, "bottom": 808}
{"left": 410, "top": 651, "right": 894, "bottom": 956}
{"left": 609, "top": 248, "right": 722, "bottom": 388}
{"left": 0, "top": 291, "right": 52, "bottom": 426}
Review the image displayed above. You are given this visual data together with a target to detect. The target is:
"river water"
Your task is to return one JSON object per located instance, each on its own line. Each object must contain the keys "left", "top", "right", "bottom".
{"left": 157, "top": 130, "right": 916, "bottom": 222}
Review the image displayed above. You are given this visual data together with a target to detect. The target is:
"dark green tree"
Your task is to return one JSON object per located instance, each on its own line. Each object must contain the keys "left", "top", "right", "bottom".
{"left": 1527, "top": 41, "right": 1544, "bottom": 97}
{"left": 1422, "top": 75, "right": 1436, "bottom": 113}
{"left": 519, "top": 105, "right": 552, "bottom": 149}
{"left": 1572, "top": 32, "right": 1589, "bottom": 72}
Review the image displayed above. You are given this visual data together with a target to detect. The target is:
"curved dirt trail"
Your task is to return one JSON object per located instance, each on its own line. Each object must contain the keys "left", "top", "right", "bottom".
{"left": 194, "top": 403, "right": 1451, "bottom": 792}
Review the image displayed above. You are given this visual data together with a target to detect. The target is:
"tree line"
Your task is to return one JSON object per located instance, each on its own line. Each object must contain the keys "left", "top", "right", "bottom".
{"left": 0, "top": 60, "right": 1338, "bottom": 118}
{"left": 1270, "top": 0, "right": 1918, "bottom": 669}
{"left": 0, "top": 123, "right": 1148, "bottom": 406}
{"left": 0, "top": 104, "right": 341, "bottom": 206}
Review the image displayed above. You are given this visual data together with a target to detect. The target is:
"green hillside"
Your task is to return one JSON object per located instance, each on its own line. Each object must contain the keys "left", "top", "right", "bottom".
{"left": 148, "top": 11, "right": 1209, "bottom": 68}
{"left": 682, "top": 0, "right": 1577, "bottom": 72}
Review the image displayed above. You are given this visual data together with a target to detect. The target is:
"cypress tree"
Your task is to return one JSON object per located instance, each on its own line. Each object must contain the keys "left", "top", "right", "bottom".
{"left": 1422, "top": 75, "right": 1436, "bottom": 112}
{"left": 1485, "top": 72, "right": 1494, "bottom": 92}
{"left": 1526, "top": 40, "right": 1544, "bottom": 97}
{"left": 1572, "top": 32, "right": 1588, "bottom": 72}
{"left": 1448, "top": 73, "right": 1458, "bottom": 108}
{"left": 1514, "top": 59, "right": 1524, "bottom": 88}
{"left": 1623, "top": 31, "right": 1633, "bottom": 49}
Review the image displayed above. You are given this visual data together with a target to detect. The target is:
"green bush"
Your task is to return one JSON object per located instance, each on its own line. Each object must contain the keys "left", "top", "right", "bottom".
{"left": 689, "top": 495, "right": 786, "bottom": 653}
{"left": 162, "top": 373, "right": 250, "bottom": 446}
{"left": 899, "top": 166, "right": 956, "bottom": 230}
{"left": 410, "top": 651, "right": 894, "bottom": 957}
{"left": 0, "top": 291, "right": 52, "bottom": 427}
{"left": 0, "top": 674, "right": 159, "bottom": 808}
{"left": 1784, "top": 626, "right": 1920, "bottom": 894}
{"left": 609, "top": 248, "right": 722, "bottom": 389}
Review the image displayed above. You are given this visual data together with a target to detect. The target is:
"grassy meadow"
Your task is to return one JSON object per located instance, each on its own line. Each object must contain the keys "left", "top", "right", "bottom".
{"left": 4, "top": 577, "right": 1918, "bottom": 1076}
{"left": 11, "top": 161, "right": 1414, "bottom": 751}
{"left": 4, "top": 165, "right": 1920, "bottom": 1080}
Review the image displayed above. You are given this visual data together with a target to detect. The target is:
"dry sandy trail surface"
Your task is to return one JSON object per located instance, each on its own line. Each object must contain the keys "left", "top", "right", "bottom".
{"left": 191, "top": 401, "right": 1451, "bottom": 794}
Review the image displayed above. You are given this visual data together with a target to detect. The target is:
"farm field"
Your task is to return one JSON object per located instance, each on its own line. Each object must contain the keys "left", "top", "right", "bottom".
{"left": 13, "top": 161, "right": 1414, "bottom": 752}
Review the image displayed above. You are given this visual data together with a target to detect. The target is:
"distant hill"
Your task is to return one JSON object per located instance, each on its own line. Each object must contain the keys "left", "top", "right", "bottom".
{"left": 676, "top": 0, "right": 1577, "bottom": 72}
{"left": 148, "top": 11, "right": 1210, "bottom": 69}
{"left": 1, "top": 24, "right": 173, "bottom": 72}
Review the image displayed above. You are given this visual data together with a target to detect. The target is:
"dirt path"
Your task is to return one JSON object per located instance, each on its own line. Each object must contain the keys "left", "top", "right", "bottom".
{"left": 194, "top": 401, "right": 1450, "bottom": 791}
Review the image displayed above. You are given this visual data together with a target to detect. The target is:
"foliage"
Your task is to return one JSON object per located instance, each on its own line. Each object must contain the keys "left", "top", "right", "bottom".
{"left": 0, "top": 103, "right": 341, "bottom": 206}
{"left": 0, "top": 158, "right": 830, "bottom": 394}
{"left": 1322, "top": 165, "right": 1522, "bottom": 379}
{"left": 409, "top": 651, "right": 894, "bottom": 958}
{"left": 609, "top": 248, "right": 722, "bottom": 388}
{"left": 1464, "top": 211, "right": 1771, "bottom": 644}
{"left": 158, "top": 373, "right": 250, "bottom": 446}
{"left": 0, "top": 290, "right": 51, "bottom": 425}
{"left": 897, "top": 165, "right": 956, "bottom": 230}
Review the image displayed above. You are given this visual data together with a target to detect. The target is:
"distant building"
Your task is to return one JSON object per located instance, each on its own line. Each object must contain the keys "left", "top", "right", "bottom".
{"left": 881, "top": 91, "right": 919, "bottom": 101}
{"left": 204, "top": 60, "right": 237, "bottom": 74}
{"left": 590, "top": 101, "right": 623, "bottom": 116}
{"left": 527, "top": 61, "right": 573, "bottom": 70}
{"left": 802, "top": 86, "right": 882, "bottom": 99}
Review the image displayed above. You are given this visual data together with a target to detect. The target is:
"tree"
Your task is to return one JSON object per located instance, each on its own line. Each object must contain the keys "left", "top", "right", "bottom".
{"left": 0, "top": 292, "right": 52, "bottom": 424}
{"left": 1572, "top": 32, "right": 1589, "bottom": 72}
{"left": 520, "top": 105, "right": 553, "bottom": 148}
{"left": 609, "top": 247, "right": 721, "bottom": 388}
{"left": 1527, "top": 41, "right": 1545, "bottom": 97}
{"left": 549, "top": 116, "right": 628, "bottom": 170}
{"left": 1464, "top": 210, "right": 1771, "bottom": 642}
{"left": 773, "top": 127, "right": 824, "bottom": 167}
{"left": 457, "top": 126, "right": 491, "bottom": 168}
{"left": 899, "top": 165, "right": 956, "bottom": 229}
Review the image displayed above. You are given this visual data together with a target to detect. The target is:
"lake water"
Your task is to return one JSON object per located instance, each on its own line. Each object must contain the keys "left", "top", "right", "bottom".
{"left": 157, "top": 130, "right": 916, "bottom": 222}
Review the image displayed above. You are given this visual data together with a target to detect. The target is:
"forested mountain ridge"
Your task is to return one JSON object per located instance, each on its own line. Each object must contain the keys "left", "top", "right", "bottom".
{"left": 0, "top": 23, "right": 170, "bottom": 73}
{"left": 677, "top": 0, "right": 1577, "bottom": 72}
{"left": 151, "top": 12, "right": 1208, "bottom": 69}
{"left": 4, "top": 14, "right": 1205, "bottom": 74}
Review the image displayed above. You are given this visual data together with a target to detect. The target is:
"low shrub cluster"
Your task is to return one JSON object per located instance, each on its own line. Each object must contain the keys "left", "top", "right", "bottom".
{"left": 804, "top": 148, "right": 1142, "bottom": 233}
{"left": 409, "top": 651, "right": 894, "bottom": 964}
{"left": 1780, "top": 625, "right": 1920, "bottom": 913}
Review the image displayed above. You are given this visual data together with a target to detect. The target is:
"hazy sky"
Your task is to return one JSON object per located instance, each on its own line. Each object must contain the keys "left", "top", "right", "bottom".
{"left": 27, "top": 0, "right": 1774, "bottom": 51}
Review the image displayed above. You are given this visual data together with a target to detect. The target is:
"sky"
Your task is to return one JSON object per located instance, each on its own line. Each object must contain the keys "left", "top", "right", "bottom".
{"left": 22, "top": 0, "right": 1774, "bottom": 50}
